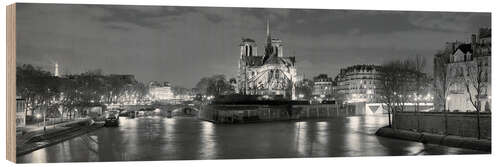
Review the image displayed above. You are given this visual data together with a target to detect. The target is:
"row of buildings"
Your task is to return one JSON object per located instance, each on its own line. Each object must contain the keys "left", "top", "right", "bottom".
{"left": 147, "top": 81, "right": 196, "bottom": 104}
{"left": 307, "top": 66, "right": 381, "bottom": 103}
{"left": 234, "top": 22, "right": 491, "bottom": 112}
{"left": 306, "top": 64, "right": 383, "bottom": 103}
{"left": 307, "top": 28, "right": 491, "bottom": 112}
{"left": 234, "top": 18, "right": 382, "bottom": 103}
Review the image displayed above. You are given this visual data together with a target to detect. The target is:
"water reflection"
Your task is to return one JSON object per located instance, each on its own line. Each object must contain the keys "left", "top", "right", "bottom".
{"left": 315, "top": 122, "right": 328, "bottom": 144}
{"left": 314, "top": 122, "right": 329, "bottom": 156}
{"left": 347, "top": 117, "right": 361, "bottom": 131}
{"left": 17, "top": 115, "right": 487, "bottom": 163}
{"left": 121, "top": 117, "right": 138, "bottom": 160}
{"left": 29, "top": 145, "right": 47, "bottom": 163}
{"left": 199, "top": 122, "right": 217, "bottom": 159}
{"left": 294, "top": 121, "right": 309, "bottom": 157}
{"left": 161, "top": 117, "right": 177, "bottom": 158}
{"left": 344, "top": 117, "right": 362, "bottom": 156}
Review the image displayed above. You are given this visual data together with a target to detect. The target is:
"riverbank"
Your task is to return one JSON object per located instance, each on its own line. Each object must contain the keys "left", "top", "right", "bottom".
{"left": 199, "top": 104, "right": 358, "bottom": 123}
{"left": 16, "top": 118, "right": 105, "bottom": 156}
{"left": 375, "top": 127, "right": 491, "bottom": 152}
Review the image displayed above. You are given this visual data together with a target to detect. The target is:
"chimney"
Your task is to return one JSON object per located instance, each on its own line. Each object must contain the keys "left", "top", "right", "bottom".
{"left": 471, "top": 34, "right": 477, "bottom": 45}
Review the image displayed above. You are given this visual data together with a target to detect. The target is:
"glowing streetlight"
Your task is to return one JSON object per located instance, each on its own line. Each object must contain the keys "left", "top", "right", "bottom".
{"left": 35, "top": 113, "right": 42, "bottom": 119}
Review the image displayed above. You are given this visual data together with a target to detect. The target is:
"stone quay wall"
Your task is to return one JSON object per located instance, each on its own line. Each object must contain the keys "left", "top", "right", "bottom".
{"left": 393, "top": 112, "right": 491, "bottom": 139}
{"left": 199, "top": 104, "right": 359, "bottom": 124}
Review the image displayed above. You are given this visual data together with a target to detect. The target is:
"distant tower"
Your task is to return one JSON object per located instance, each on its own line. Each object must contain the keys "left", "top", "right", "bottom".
{"left": 264, "top": 17, "right": 273, "bottom": 58}
{"left": 54, "top": 62, "right": 60, "bottom": 77}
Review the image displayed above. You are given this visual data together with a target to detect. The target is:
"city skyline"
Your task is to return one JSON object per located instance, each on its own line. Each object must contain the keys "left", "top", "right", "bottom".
{"left": 16, "top": 3, "right": 490, "bottom": 88}
{"left": 10, "top": 3, "right": 492, "bottom": 163}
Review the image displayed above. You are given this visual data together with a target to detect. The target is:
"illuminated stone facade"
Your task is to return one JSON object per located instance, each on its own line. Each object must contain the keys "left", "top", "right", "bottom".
{"left": 334, "top": 65, "right": 382, "bottom": 103}
{"left": 148, "top": 81, "right": 174, "bottom": 101}
{"left": 312, "top": 74, "right": 334, "bottom": 101}
{"left": 442, "top": 28, "right": 491, "bottom": 112}
{"left": 237, "top": 20, "right": 297, "bottom": 99}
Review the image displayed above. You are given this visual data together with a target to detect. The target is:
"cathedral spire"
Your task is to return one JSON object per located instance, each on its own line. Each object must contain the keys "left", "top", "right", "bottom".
{"left": 266, "top": 16, "right": 272, "bottom": 45}
{"left": 265, "top": 16, "right": 273, "bottom": 57}
{"left": 266, "top": 17, "right": 270, "bottom": 39}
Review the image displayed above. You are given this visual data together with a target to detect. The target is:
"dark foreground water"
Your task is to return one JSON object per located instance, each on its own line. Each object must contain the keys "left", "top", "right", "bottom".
{"left": 18, "top": 115, "right": 486, "bottom": 163}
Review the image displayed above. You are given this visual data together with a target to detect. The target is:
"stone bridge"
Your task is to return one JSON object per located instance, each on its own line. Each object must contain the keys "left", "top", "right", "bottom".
{"left": 119, "top": 103, "right": 201, "bottom": 117}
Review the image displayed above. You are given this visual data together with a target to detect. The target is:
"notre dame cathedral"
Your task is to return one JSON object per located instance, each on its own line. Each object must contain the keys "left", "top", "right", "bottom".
{"left": 237, "top": 19, "right": 297, "bottom": 100}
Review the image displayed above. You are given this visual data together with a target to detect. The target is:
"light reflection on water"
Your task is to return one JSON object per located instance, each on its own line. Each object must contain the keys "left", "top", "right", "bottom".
{"left": 17, "top": 115, "right": 487, "bottom": 163}
{"left": 119, "top": 117, "right": 137, "bottom": 160}
{"left": 29, "top": 145, "right": 47, "bottom": 163}
{"left": 124, "top": 118, "right": 137, "bottom": 155}
{"left": 344, "top": 117, "right": 362, "bottom": 156}
{"left": 161, "top": 117, "right": 177, "bottom": 157}
{"left": 294, "top": 121, "right": 309, "bottom": 157}
{"left": 199, "top": 121, "right": 217, "bottom": 159}
{"left": 315, "top": 122, "right": 328, "bottom": 144}
{"left": 314, "top": 122, "right": 329, "bottom": 156}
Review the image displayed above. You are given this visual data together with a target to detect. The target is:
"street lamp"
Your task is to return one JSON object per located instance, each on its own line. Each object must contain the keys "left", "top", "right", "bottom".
{"left": 42, "top": 101, "right": 47, "bottom": 132}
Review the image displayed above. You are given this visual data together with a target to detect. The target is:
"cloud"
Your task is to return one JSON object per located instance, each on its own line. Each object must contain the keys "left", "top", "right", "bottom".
{"left": 15, "top": 3, "right": 491, "bottom": 87}
{"left": 408, "top": 12, "right": 491, "bottom": 32}
{"left": 87, "top": 5, "right": 291, "bottom": 31}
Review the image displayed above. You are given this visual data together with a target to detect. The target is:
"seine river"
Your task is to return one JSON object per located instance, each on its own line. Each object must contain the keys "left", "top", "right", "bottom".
{"left": 18, "top": 115, "right": 486, "bottom": 163}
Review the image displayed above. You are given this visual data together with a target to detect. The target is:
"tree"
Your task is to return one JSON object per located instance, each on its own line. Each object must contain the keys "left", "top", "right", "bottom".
{"left": 195, "top": 77, "right": 213, "bottom": 95}
{"left": 130, "top": 82, "right": 148, "bottom": 101}
{"left": 295, "top": 78, "right": 314, "bottom": 100}
{"left": 433, "top": 50, "right": 455, "bottom": 134}
{"left": 195, "top": 75, "right": 234, "bottom": 97}
{"left": 17, "top": 65, "right": 148, "bottom": 120}
{"left": 379, "top": 60, "right": 420, "bottom": 128}
{"left": 59, "top": 77, "right": 79, "bottom": 119}
{"left": 171, "top": 85, "right": 191, "bottom": 97}
{"left": 411, "top": 55, "right": 429, "bottom": 112}
{"left": 16, "top": 64, "right": 60, "bottom": 120}
{"left": 462, "top": 58, "right": 490, "bottom": 139}
{"left": 401, "top": 55, "right": 431, "bottom": 131}
{"left": 379, "top": 62, "right": 400, "bottom": 127}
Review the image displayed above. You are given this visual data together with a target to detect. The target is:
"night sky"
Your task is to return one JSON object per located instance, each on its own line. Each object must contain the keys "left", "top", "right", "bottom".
{"left": 16, "top": 3, "right": 491, "bottom": 88}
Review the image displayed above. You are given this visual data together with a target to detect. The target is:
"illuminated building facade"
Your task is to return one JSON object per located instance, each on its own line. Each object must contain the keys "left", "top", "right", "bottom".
{"left": 237, "top": 19, "right": 297, "bottom": 99}
{"left": 312, "top": 74, "right": 334, "bottom": 101}
{"left": 148, "top": 81, "right": 174, "bottom": 101}
{"left": 438, "top": 28, "right": 491, "bottom": 112}
{"left": 334, "top": 64, "right": 382, "bottom": 103}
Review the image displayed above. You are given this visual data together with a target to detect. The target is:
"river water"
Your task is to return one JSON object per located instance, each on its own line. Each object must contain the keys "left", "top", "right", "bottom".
{"left": 17, "top": 115, "right": 486, "bottom": 163}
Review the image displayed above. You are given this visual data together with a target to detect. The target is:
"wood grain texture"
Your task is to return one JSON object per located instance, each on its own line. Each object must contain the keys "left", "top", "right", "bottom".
{"left": 6, "top": 3, "right": 17, "bottom": 163}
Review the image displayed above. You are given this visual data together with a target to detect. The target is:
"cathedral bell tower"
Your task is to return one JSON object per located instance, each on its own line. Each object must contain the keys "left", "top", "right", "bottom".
{"left": 240, "top": 38, "right": 257, "bottom": 58}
